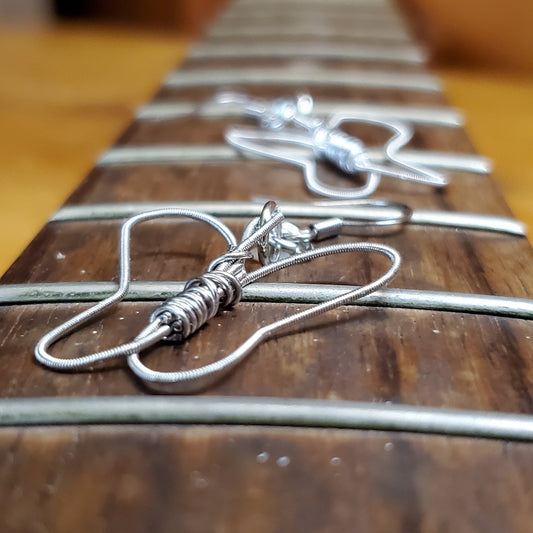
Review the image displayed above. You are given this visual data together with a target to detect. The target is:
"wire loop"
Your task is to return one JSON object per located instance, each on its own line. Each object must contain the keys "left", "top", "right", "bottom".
{"left": 221, "top": 92, "right": 449, "bottom": 198}
{"left": 35, "top": 203, "right": 401, "bottom": 392}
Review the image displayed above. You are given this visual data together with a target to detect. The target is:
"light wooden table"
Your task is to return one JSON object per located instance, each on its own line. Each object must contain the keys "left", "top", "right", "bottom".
{"left": 0, "top": 23, "right": 531, "bottom": 276}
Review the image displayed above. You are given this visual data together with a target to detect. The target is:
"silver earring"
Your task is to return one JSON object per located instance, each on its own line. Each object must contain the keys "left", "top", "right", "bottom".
{"left": 217, "top": 91, "right": 449, "bottom": 198}
{"left": 35, "top": 202, "right": 400, "bottom": 393}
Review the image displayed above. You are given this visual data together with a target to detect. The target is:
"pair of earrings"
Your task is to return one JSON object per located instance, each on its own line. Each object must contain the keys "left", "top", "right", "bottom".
{"left": 36, "top": 92, "right": 503, "bottom": 390}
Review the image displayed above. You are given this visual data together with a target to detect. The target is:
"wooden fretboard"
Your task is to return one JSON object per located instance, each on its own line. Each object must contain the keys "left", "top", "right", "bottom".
{"left": 0, "top": 0, "right": 532, "bottom": 530}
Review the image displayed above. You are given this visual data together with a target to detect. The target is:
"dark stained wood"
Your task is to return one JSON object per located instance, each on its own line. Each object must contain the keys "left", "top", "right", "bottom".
{"left": 3, "top": 212, "right": 533, "bottom": 295}
{"left": 1, "top": 303, "right": 532, "bottom": 411}
{"left": 1, "top": 0, "right": 532, "bottom": 531}
{"left": 0, "top": 426, "right": 532, "bottom": 533}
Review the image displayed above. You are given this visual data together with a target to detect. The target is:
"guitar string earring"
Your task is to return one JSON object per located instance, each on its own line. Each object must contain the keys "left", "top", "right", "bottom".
{"left": 214, "top": 91, "right": 449, "bottom": 199}
{"left": 35, "top": 201, "right": 401, "bottom": 393}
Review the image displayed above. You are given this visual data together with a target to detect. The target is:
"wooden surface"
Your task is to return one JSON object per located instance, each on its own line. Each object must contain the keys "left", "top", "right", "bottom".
{"left": 401, "top": 0, "right": 533, "bottom": 72}
{"left": 0, "top": 23, "right": 186, "bottom": 276}
{"left": 1, "top": 426, "right": 532, "bottom": 533}
{"left": 0, "top": 24, "right": 532, "bottom": 277}
{"left": 0, "top": 3, "right": 533, "bottom": 532}
{"left": 2, "top": 60, "right": 532, "bottom": 406}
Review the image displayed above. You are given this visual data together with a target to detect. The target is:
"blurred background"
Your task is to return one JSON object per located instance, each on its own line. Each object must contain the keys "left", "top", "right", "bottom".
{"left": 0, "top": 0, "right": 531, "bottom": 274}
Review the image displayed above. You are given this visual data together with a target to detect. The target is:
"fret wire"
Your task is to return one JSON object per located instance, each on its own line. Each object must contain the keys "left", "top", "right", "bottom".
{"left": 219, "top": 7, "right": 403, "bottom": 16}
{"left": 214, "top": 23, "right": 407, "bottom": 36}
{"left": 218, "top": 6, "right": 403, "bottom": 16}
{"left": 207, "top": 26, "right": 411, "bottom": 41}
{"left": 216, "top": 15, "right": 406, "bottom": 30}
{"left": 136, "top": 102, "right": 464, "bottom": 127}
{"left": 220, "top": 4, "right": 402, "bottom": 16}
{"left": 163, "top": 68, "right": 441, "bottom": 92}
{"left": 2, "top": 282, "right": 532, "bottom": 320}
{"left": 188, "top": 43, "right": 425, "bottom": 63}
{"left": 96, "top": 145, "right": 492, "bottom": 175}
{"left": 1, "top": 396, "right": 532, "bottom": 441}
{"left": 48, "top": 201, "right": 525, "bottom": 236}
{"left": 232, "top": 0, "right": 392, "bottom": 7}
{"left": 217, "top": 18, "right": 404, "bottom": 29}
{"left": 49, "top": 202, "right": 405, "bottom": 222}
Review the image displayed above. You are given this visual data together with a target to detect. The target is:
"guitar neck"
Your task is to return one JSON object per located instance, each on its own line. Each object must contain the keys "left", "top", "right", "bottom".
{"left": 0, "top": 0, "right": 532, "bottom": 530}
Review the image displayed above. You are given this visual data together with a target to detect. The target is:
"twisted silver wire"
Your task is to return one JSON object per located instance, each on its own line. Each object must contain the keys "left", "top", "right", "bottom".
{"left": 151, "top": 208, "right": 286, "bottom": 345}
{"left": 313, "top": 126, "right": 370, "bottom": 173}
{"left": 212, "top": 90, "right": 300, "bottom": 130}
{"left": 151, "top": 270, "right": 243, "bottom": 341}
{"left": 326, "top": 114, "right": 448, "bottom": 187}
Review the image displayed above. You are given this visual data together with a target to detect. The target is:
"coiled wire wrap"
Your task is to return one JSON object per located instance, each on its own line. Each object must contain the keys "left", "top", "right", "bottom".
{"left": 312, "top": 126, "right": 371, "bottom": 174}
{"left": 326, "top": 114, "right": 448, "bottom": 188}
{"left": 151, "top": 270, "right": 244, "bottom": 341}
{"left": 35, "top": 205, "right": 401, "bottom": 393}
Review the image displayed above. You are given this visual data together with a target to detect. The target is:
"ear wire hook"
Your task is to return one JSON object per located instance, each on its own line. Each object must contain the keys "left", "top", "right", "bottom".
{"left": 244, "top": 199, "right": 413, "bottom": 263}
{"left": 211, "top": 90, "right": 311, "bottom": 130}
{"left": 223, "top": 92, "right": 449, "bottom": 199}
{"left": 35, "top": 202, "right": 400, "bottom": 393}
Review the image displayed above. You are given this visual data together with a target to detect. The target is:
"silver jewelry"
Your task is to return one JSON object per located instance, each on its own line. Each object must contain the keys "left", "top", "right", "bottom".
{"left": 35, "top": 202, "right": 400, "bottom": 393}
{"left": 220, "top": 92, "right": 449, "bottom": 199}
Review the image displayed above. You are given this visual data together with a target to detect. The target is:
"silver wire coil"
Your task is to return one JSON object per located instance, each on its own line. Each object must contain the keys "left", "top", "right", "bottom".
{"left": 151, "top": 270, "right": 243, "bottom": 341}
{"left": 313, "top": 126, "right": 370, "bottom": 174}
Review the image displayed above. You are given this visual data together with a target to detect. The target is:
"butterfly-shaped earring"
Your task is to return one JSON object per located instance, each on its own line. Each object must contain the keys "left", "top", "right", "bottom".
{"left": 217, "top": 91, "right": 449, "bottom": 199}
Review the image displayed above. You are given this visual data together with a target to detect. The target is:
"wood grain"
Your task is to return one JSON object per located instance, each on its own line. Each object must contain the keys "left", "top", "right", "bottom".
{"left": 0, "top": 2, "right": 532, "bottom": 531}
{"left": 0, "top": 0, "right": 531, "bottom": 418}
{"left": 0, "top": 426, "right": 532, "bottom": 533}
{"left": 1, "top": 303, "right": 532, "bottom": 412}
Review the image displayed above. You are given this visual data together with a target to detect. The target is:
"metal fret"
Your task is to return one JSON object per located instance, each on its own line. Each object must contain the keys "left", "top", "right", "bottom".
{"left": 136, "top": 101, "right": 463, "bottom": 127}
{"left": 217, "top": 14, "right": 404, "bottom": 28}
{"left": 208, "top": 25, "right": 411, "bottom": 41}
{"left": 222, "top": 6, "right": 400, "bottom": 15}
{"left": 2, "top": 281, "right": 532, "bottom": 320}
{"left": 164, "top": 68, "right": 441, "bottom": 92}
{"left": 49, "top": 201, "right": 525, "bottom": 236}
{"left": 232, "top": 0, "right": 392, "bottom": 7}
{"left": 96, "top": 145, "right": 492, "bottom": 175}
{"left": 1, "top": 396, "right": 532, "bottom": 442}
{"left": 221, "top": 3, "right": 401, "bottom": 15}
{"left": 189, "top": 43, "right": 424, "bottom": 63}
